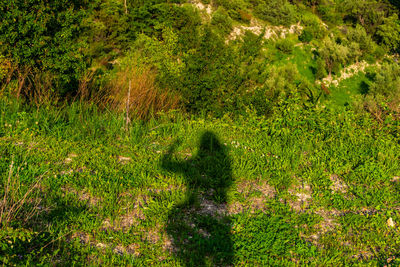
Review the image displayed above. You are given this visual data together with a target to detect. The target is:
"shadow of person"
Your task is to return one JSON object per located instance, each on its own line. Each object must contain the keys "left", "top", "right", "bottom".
{"left": 161, "top": 131, "right": 234, "bottom": 266}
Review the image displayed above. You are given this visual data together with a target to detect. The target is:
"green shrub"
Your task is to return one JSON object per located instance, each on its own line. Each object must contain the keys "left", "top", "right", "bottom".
{"left": 376, "top": 14, "right": 400, "bottom": 53}
{"left": 368, "top": 63, "right": 400, "bottom": 99}
{"left": 275, "top": 39, "right": 295, "bottom": 54}
{"left": 345, "top": 25, "right": 374, "bottom": 58}
{"left": 0, "top": 55, "right": 11, "bottom": 83}
{"left": 300, "top": 13, "right": 327, "bottom": 40}
{"left": 253, "top": 0, "right": 298, "bottom": 26}
{"left": 315, "top": 58, "right": 327, "bottom": 80}
{"left": 247, "top": 64, "right": 301, "bottom": 116}
{"left": 211, "top": 7, "right": 234, "bottom": 35}
{"left": 213, "top": 0, "right": 250, "bottom": 23}
{"left": 0, "top": 0, "right": 88, "bottom": 95}
{"left": 299, "top": 29, "right": 313, "bottom": 43}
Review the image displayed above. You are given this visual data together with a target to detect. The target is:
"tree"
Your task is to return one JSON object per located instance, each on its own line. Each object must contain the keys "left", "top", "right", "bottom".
{"left": 342, "top": 0, "right": 385, "bottom": 33}
{"left": 0, "top": 0, "right": 88, "bottom": 95}
{"left": 318, "top": 37, "right": 349, "bottom": 78}
{"left": 376, "top": 14, "right": 400, "bottom": 52}
{"left": 253, "top": 0, "right": 298, "bottom": 26}
{"left": 346, "top": 25, "right": 374, "bottom": 54}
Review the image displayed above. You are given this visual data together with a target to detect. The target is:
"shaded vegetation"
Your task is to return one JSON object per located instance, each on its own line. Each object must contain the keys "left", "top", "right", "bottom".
{"left": 1, "top": 0, "right": 400, "bottom": 265}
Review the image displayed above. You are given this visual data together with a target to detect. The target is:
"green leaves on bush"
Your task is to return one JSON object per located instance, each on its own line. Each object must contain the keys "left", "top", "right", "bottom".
{"left": 0, "top": 0, "right": 88, "bottom": 94}
{"left": 253, "top": 0, "right": 298, "bottom": 26}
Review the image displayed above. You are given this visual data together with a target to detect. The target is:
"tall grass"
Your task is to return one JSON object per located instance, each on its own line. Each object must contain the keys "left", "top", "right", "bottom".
{"left": 0, "top": 159, "right": 44, "bottom": 227}
{"left": 106, "top": 65, "right": 180, "bottom": 120}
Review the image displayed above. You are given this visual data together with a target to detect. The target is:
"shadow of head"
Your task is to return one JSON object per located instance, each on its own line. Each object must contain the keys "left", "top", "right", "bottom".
{"left": 198, "top": 131, "right": 224, "bottom": 156}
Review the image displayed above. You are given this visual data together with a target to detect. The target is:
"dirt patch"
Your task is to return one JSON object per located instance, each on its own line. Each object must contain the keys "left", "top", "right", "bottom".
{"left": 329, "top": 174, "right": 348, "bottom": 194}
{"left": 227, "top": 201, "right": 245, "bottom": 215}
{"left": 71, "top": 231, "right": 92, "bottom": 245}
{"left": 247, "top": 196, "right": 267, "bottom": 213}
{"left": 236, "top": 179, "right": 276, "bottom": 199}
{"left": 62, "top": 186, "right": 101, "bottom": 208}
{"left": 70, "top": 231, "right": 141, "bottom": 257}
{"left": 314, "top": 208, "right": 341, "bottom": 234}
{"left": 256, "top": 180, "right": 276, "bottom": 198}
{"left": 198, "top": 197, "right": 226, "bottom": 217}
{"left": 301, "top": 208, "right": 342, "bottom": 247}
{"left": 102, "top": 194, "right": 148, "bottom": 232}
{"left": 288, "top": 182, "right": 313, "bottom": 212}
{"left": 145, "top": 229, "right": 161, "bottom": 244}
{"left": 230, "top": 179, "right": 275, "bottom": 214}
{"left": 162, "top": 234, "right": 175, "bottom": 253}
{"left": 145, "top": 185, "right": 182, "bottom": 194}
{"left": 227, "top": 195, "right": 269, "bottom": 215}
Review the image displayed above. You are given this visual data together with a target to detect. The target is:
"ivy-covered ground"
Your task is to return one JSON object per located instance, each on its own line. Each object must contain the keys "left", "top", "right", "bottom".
{"left": 1, "top": 98, "right": 399, "bottom": 266}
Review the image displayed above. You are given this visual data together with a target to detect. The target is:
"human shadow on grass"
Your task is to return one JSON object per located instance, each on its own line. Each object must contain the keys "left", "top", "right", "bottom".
{"left": 161, "top": 131, "right": 234, "bottom": 266}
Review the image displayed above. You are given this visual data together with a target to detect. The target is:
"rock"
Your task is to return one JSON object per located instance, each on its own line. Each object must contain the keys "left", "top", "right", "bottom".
{"left": 118, "top": 156, "right": 131, "bottom": 164}
{"left": 387, "top": 217, "right": 395, "bottom": 228}
{"left": 96, "top": 243, "right": 108, "bottom": 249}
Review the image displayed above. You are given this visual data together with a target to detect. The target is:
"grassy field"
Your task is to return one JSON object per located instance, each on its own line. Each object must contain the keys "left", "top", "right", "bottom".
{"left": 1, "top": 98, "right": 399, "bottom": 266}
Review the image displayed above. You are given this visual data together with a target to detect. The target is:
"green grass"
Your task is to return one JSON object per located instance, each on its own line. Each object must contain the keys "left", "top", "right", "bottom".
{"left": 329, "top": 72, "right": 370, "bottom": 107}
{"left": 1, "top": 99, "right": 400, "bottom": 266}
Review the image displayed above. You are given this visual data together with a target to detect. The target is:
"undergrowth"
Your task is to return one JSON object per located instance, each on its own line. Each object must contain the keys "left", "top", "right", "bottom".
{"left": 0, "top": 98, "right": 399, "bottom": 265}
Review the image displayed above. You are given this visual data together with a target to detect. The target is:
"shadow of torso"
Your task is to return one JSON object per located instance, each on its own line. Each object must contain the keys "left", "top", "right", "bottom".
{"left": 161, "top": 131, "right": 234, "bottom": 266}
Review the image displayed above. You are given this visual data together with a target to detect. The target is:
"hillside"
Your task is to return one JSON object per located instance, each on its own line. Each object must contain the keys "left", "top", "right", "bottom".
{"left": 1, "top": 0, "right": 400, "bottom": 265}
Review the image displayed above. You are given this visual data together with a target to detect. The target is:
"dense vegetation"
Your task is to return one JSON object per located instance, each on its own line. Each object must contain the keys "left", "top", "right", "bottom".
{"left": 1, "top": 0, "right": 400, "bottom": 265}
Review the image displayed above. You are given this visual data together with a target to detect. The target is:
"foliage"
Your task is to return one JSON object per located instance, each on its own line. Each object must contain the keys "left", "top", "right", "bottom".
{"left": 253, "top": 0, "right": 298, "bottom": 26}
{"left": 368, "top": 62, "right": 400, "bottom": 100}
{"left": 0, "top": 56, "right": 11, "bottom": 85}
{"left": 318, "top": 36, "right": 349, "bottom": 77}
{"left": 299, "top": 29, "right": 313, "bottom": 43}
{"left": 300, "top": 12, "right": 327, "bottom": 40}
{"left": 1, "top": 97, "right": 400, "bottom": 264}
{"left": 211, "top": 7, "right": 234, "bottom": 35}
{"left": 213, "top": 0, "right": 251, "bottom": 23}
{"left": 376, "top": 14, "right": 400, "bottom": 52}
{"left": 0, "top": 0, "right": 88, "bottom": 94}
{"left": 106, "top": 64, "right": 180, "bottom": 120}
{"left": 341, "top": 0, "right": 386, "bottom": 33}
{"left": 247, "top": 64, "right": 301, "bottom": 116}
{"left": 275, "top": 38, "right": 295, "bottom": 54}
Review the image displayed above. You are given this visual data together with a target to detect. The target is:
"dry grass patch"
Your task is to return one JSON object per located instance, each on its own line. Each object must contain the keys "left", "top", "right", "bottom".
{"left": 106, "top": 65, "right": 180, "bottom": 120}
{"left": 288, "top": 181, "right": 313, "bottom": 212}
{"left": 329, "top": 174, "right": 348, "bottom": 194}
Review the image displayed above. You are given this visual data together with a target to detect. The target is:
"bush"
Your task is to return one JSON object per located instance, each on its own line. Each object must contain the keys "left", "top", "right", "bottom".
{"left": 376, "top": 14, "right": 400, "bottom": 53}
{"left": 275, "top": 39, "right": 295, "bottom": 54}
{"left": 213, "top": 0, "right": 250, "bottom": 23}
{"left": 300, "top": 13, "right": 327, "bottom": 40}
{"left": 106, "top": 64, "right": 180, "bottom": 120}
{"left": 211, "top": 7, "right": 234, "bottom": 35}
{"left": 299, "top": 30, "right": 313, "bottom": 43}
{"left": 247, "top": 64, "right": 300, "bottom": 116}
{"left": 356, "top": 62, "right": 400, "bottom": 122}
{"left": 253, "top": 0, "right": 298, "bottom": 26}
{"left": 0, "top": 1, "right": 88, "bottom": 95}
{"left": 0, "top": 55, "right": 11, "bottom": 89}
{"left": 368, "top": 62, "right": 400, "bottom": 99}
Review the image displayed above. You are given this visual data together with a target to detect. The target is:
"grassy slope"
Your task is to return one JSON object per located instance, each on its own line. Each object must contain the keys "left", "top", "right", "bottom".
{"left": 1, "top": 99, "right": 399, "bottom": 266}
